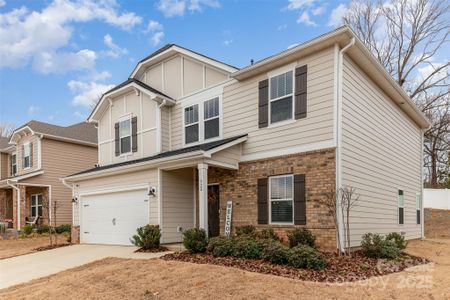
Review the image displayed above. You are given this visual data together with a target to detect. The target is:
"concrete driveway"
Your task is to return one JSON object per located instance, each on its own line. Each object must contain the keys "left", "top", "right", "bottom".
{"left": 0, "top": 244, "right": 171, "bottom": 289}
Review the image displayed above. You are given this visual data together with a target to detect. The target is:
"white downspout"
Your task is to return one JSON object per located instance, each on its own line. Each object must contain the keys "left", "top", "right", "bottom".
{"left": 6, "top": 180, "right": 20, "bottom": 229}
{"left": 336, "top": 37, "right": 355, "bottom": 253}
{"left": 156, "top": 99, "right": 167, "bottom": 153}
{"left": 61, "top": 179, "right": 75, "bottom": 225}
{"left": 420, "top": 129, "right": 425, "bottom": 239}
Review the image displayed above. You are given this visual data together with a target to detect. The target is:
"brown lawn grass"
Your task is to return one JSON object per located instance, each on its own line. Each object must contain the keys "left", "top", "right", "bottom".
{"left": 0, "top": 239, "right": 449, "bottom": 299}
{"left": 0, "top": 235, "right": 68, "bottom": 259}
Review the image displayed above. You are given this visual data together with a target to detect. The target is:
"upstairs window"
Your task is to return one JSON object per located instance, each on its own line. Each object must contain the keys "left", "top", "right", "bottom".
{"left": 398, "top": 190, "right": 404, "bottom": 225}
{"left": 23, "top": 143, "right": 31, "bottom": 169}
{"left": 204, "top": 97, "right": 220, "bottom": 140}
{"left": 269, "top": 175, "right": 294, "bottom": 224}
{"left": 31, "top": 194, "right": 43, "bottom": 218}
{"left": 11, "top": 153, "right": 17, "bottom": 176}
{"left": 185, "top": 104, "right": 199, "bottom": 144}
{"left": 119, "top": 119, "right": 131, "bottom": 154}
{"left": 270, "top": 71, "right": 293, "bottom": 124}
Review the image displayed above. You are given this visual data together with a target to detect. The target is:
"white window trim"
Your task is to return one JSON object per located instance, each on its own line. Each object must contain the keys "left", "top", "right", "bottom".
{"left": 398, "top": 189, "right": 405, "bottom": 225}
{"left": 30, "top": 193, "right": 43, "bottom": 218}
{"left": 269, "top": 174, "right": 294, "bottom": 225}
{"left": 268, "top": 70, "right": 295, "bottom": 125}
{"left": 416, "top": 192, "right": 421, "bottom": 225}
{"left": 184, "top": 104, "right": 200, "bottom": 145}
{"left": 119, "top": 118, "right": 132, "bottom": 156}
{"left": 23, "top": 142, "right": 31, "bottom": 170}
{"left": 11, "top": 152, "right": 17, "bottom": 176}
{"left": 182, "top": 96, "right": 223, "bottom": 146}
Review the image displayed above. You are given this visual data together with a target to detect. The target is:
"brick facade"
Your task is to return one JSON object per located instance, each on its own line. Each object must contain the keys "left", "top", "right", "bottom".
{"left": 425, "top": 208, "right": 450, "bottom": 238}
{"left": 9, "top": 185, "right": 49, "bottom": 229}
{"left": 207, "top": 148, "right": 337, "bottom": 251}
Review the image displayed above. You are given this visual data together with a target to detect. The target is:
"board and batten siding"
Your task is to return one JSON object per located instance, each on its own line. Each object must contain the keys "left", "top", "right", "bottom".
{"left": 169, "top": 47, "right": 335, "bottom": 156}
{"left": 161, "top": 168, "right": 194, "bottom": 243}
{"left": 21, "top": 138, "right": 98, "bottom": 225}
{"left": 72, "top": 168, "right": 158, "bottom": 226}
{"left": 341, "top": 55, "right": 422, "bottom": 246}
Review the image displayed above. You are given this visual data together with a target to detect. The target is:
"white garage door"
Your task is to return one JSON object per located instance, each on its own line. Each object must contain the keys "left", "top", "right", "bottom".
{"left": 81, "top": 189, "right": 149, "bottom": 245}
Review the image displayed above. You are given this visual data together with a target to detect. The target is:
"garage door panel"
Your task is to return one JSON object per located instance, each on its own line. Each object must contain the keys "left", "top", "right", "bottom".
{"left": 81, "top": 189, "right": 149, "bottom": 245}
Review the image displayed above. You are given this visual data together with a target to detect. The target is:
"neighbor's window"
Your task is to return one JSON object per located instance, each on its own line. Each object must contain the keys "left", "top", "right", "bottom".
{"left": 398, "top": 190, "right": 404, "bottom": 225}
{"left": 185, "top": 104, "right": 199, "bottom": 144}
{"left": 204, "top": 97, "right": 220, "bottom": 140}
{"left": 269, "top": 175, "right": 294, "bottom": 223}
{"left": 270, "top": 71, "right": 293, "bottom": 124}
{"left": 11, "top": 153, "right": 17, "bottom": 176}
{"left": 416, "top": 193, "right": 421, "bottom": 225}
{"left": 23, "top": 143, "right": 31, "bottom": 169}
{"left": 31, "top": 194, "right": 43, "bottom": 218}
{"left": 119, "top": 119, "right": 131, "bottom": 154}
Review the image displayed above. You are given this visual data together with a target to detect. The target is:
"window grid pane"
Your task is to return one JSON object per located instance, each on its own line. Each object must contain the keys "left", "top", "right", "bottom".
{"left": 185, "top": 124, "right": 199, "bottom": 144}
{"left": 270, "top": 96, "right": 293, "bottom": 123}
{"left": 121, "top": 136, "right": 131, "bottom": 154}
{"left": 185, "top": 105, "right": 199, "bottom": 125}
{"left": 270, "top": 71, "right": 293, "bottom": 100}
{"left": 271, "top": 200, "right": 293, "bottom": 223}
{"left": 119, "top": 119, "right": 131, "bottom": 137}
{"left": 204, "top": 118, "right": 219, "bottom": 140}
{"left": 204, "top": 98, "right": 219, "bottom": 120}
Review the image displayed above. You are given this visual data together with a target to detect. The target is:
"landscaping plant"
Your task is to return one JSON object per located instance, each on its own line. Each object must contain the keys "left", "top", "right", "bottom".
{"left": 22, "top": 224, "right": 33, "bottom": 235}
{"left": 56, "top": 224, "right": 71, "bottom": 234}
{"left": 36, "top": 224, "right": 50, "bottom": 234}
{"left": 183, "top": 228, "right": 208, "bottom": 253}
{"left": 260, "top": 239, "right": 289, "bottom": 264}
{"left": 207, "top": 236, "right": 234, "bottom": 257}
{"left": 386, "top": 232, "right": 407, "bottom": 250}
{"left": 287, "top": 245, "right": 327, "bottom": 270}
{"left": 361, "top": 233, "right": 402, "bottom": 259}
{"left": 257, "top": 228, "right": 281, "bottom": 241}
{"left": 235, "top": 225, "right": 256, "bottom": 237}
{"left": 131, "top": 225, "right": 161, "bottom": 250}
{"left": 232, "top": 235, "right": 263, "bottom": 259}
{"left": 287, "top": 228, "right": 315, "bottom": 248}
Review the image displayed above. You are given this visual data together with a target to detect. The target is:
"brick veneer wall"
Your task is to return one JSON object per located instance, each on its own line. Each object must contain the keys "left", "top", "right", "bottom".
{"left": 425, "top": 208, "right": 450, "bottom": 238}
{"left": 208, "top": 148, "right": 337, "bottom": 251}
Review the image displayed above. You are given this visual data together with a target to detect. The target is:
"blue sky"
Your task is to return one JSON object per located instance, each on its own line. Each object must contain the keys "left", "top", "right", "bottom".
{"left": 0, "top": 0, "right": 350, "bottom": 127}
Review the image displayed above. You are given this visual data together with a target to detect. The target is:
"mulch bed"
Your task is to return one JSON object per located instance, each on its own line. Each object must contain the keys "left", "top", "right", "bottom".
{"left": 135, "top": 246, "right": 170, "bottom": 253}
{"left": 161, "top": 251, "right": 428, "bottom": 282}
{"left": 33, "top": 243, "right": 71, "bottom": 251}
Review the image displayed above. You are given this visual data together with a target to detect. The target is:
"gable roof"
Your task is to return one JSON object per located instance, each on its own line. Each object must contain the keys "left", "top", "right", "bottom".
{"left": 64, "top": 134, "right": 247, "bottom": 180}
{"left": 0, "top": 137, "right": 10, "bottom": 151}
{"left": 10, "top": 121, "right": 97, "bottom": 146}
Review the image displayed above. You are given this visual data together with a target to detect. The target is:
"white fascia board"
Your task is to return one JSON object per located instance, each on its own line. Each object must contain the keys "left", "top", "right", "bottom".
{"left": 203, "top": 136, "right": 248, "bottom": 157}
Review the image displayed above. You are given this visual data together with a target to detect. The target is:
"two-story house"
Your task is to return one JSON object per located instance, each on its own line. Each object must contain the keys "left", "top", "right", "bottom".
{"left": 63, "top": 26, "right": 430, "bottom": 251}
{"left": 0, "top": 121, "right": 97, "bottom": 229}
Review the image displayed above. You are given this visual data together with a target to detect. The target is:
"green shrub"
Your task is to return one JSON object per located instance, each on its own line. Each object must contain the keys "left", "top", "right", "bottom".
{"left": 56, "top": 224, "right": 71, "bottom": 234}
{"left": 183, "top": 228, "right": 208, "bottom": 253}
{"left": 22, "top": 224, "right": 33, "bottom": 235}
{"left": 261, "top": 239, "right": 289, "bottom": 264}
{"left": 287, "top": 245, "right": 326, "bottom": 269}
{"left": 287, "top": 228, "right": 315, "bottom": 248}
{"left": 232, "top": 236, "right": 263, "bottom": 259}
{"left": 386, "top": 232, "right": 407, "bottom": 250}
{"left": 361, "top": 233, "right": 401, "bottom": 259}
{"left": 36, "top": 224, "right": 50, "bottom": 234}
{"left": 63, "top": 231, "right": 71, "bottom": 243}
{"left": 235, "top": 225, "right": 256, "bottom": 237}
{"left": 256, "top": 228, "right": 281, "bottom": 241}
{"left": 207, "top": 236, "right": 234, "bottom": 257}
{"left": 131, "top": 225, "right": 161, "bottom": 250}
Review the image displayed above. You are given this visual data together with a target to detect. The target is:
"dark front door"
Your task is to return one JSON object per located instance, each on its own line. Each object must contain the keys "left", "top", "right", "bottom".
{"left": 208, "top": 185, "right": 220, "bottom": 237}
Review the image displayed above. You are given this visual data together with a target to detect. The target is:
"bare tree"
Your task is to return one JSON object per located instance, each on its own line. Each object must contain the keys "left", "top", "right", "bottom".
{"left": 0, "top": 122, "right": 15, "bottom": 138}
{"left": 340, "top": 186, "right": 360, "bottom": 256}
{"left": 319, "top": 189, "right": 341, "bottom": 255}
{"left": 342, "top": 0, "right": 450, "bottom": 185}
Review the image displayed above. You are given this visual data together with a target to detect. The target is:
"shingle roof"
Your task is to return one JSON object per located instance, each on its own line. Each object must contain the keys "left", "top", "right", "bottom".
{"left": 15, "top": 120, "right": 97, "bottom": 145}
{"left": 104, "top": 78, "right": 173, "bottom": 100}
{"left": 0, "top": 137, "right": 10, "bottom": 150}
{"left": 68, "top": 134, "right": 247, "bottom": 178}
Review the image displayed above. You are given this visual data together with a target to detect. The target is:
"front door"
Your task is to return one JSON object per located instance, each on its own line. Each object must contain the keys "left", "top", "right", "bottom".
{"left": 208, "top": 184, "right": 220, "bottom": 237}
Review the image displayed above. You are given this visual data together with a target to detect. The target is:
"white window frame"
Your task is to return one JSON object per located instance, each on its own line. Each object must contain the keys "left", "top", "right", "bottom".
{"left": 30, "top": 194, "right": 43, "bottom": 218}
{"left": 184, "top": 104, "right": 200, "bottom": 145}
{"left": 182, "top": 96, "right": 222, "bottom": 146}
{"left": 23, "top": 142, "right": 31, "bottom": 170}
{"left": 203, "top": 97, "right": 220, "bottom": 141}
{"left": 269, "top": 174, "right": 294, "bottom": 225}
{"left": 268, "top": 68, "right": 295, "bottom": 126}
{"left": 416, "top": 193, "right": 421, "bottom": 225}
{"left": 119, "top": 117, "right": 132, "bottom": 156}
{"left": 11, "top": 152, "right": 17, "bottom": 176}
{"left": 398, "top": 189, "right": 405, "bottom": 225}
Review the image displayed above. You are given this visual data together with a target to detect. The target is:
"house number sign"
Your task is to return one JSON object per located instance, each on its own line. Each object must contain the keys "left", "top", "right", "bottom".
{"left": 224, "top": 201, "right": 233, "bottom": 236}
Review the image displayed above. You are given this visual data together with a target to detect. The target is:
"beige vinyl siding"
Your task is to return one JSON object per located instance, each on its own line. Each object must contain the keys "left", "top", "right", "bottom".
{"left": 341, "top": 55, "right": 422, "bottom": 246}
{"left": 161, "top": 106, "right": 170, "bottom": 152}
{"left": 16, "top": 135, "right": 39, "bottom": 176}
{"left": 72, "top": 168, "right": 158, "bottom": 226}
{"left": 183, "top": 58, "right": 203, "bottom": 95}
{"left": 21, "top": 138, "right": 97, "bottom": 225}
{"left": 161, "top": 168, "right": 194, "bottom": 243}
{"left": 209, "top": 144, "right": 242, "bottom": 167}
{"left": 206, "top": 67, "right": 228, "bottom": 87}
{"left": 164, "top": 56, "right": 183, "bottom": 99}
{"left": 146, "top": 64, "right": 163, "bottom": 91}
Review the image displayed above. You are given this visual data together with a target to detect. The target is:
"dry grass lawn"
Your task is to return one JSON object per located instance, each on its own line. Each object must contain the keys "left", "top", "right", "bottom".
{"left": 0, "top": 239, "right": 449, "bottom": 300}
{"left": 0, "top": 236, "right": 68, "bottom": 259}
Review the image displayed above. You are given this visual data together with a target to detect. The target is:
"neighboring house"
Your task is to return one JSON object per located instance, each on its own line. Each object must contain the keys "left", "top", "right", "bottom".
{"left": 0, "top": 121, "right": 97, "bottom": 229}
{"left": 423, "top": 189, "right": 450, "bottom": 209}
{"left": 63, "top": 26, "right": 430, "bottom": 251}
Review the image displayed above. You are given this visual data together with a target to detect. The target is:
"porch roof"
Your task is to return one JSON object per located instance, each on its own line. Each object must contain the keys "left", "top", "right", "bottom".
{"left": 63, "top": 134, "right": 248, "bottom": 181}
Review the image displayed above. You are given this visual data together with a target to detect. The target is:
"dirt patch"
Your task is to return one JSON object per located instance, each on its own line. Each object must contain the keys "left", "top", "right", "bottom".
{"left": 33, "top": 243, "right": 71, "bottom": 252}
{"left": 0, "top": 235, "right": 68, "bottom": 259}
{"left": 161, "top": 251, "right": 427, "bottom": 282}
{"left": 135, "top": 246, "right": 170, "bottom": 253}
{"left": 0, "top": 239, "right": 448, "bottom": 300}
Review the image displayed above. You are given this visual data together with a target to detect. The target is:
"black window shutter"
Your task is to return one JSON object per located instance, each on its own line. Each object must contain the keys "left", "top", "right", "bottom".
{"left": 29, "top": 143, "right": 33, "bottom": 167}
{"left": 257, "top": 178, "right": 268, "bottom": 224}
{"left": 114, "top": 122, "right": 120, "bottom": 156}
{"left": 295, "top": 65, "right": 307, "bottom": 119}
{"left": 399, "top": 207, "right": 404, "bottom": 225}
{"left": 258, "top": 79, "right": 269, "bottom": 128}
{"left": 416, "top": 210, "right": 421, "bottom": 225}
{"left": 22, "top": 145, "right": 25, "bottom": 168}
{"left": 294, "top": 174, "right": 306, "bottom": 225}
{"left": 131, "top": 116, "right": 138, "bottom": 152}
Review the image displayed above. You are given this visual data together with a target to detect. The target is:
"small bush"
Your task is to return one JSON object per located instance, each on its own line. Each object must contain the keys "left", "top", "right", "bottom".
{"left": 56, "top": 224, "right": 71, "bottom": 234}
{"left": 131, "top": 225, "right": 161, "bottom": 250}
{"left": 235, "top": 225, "right": 256, "bottom": 237}
{"left": 256, "top": 228, "right": 281, "bottom": 241}
{"left": 361, "top": 233, "right": 401, "bottom": 259}
{"left": 207, "top": 236, "right": 234, "bottom": 257}
{"left": 232, "top": 236, "right": 263, "bottom": 259}
{"left": 380, "top": 239, "right": 401, "bottom": 259}
{"left": 22, "top": 224, "right": 33, "bottom": 235}
{"left": 287, "top": 228, "right": 315, "bottom": 248}
{"left": 287, "top": 245, "right": 326, "bottom": 269}
{"left": 63, "top": 231, "right": 71, "bottom": 243}
{"left": 36, "top": 224, "right": 50, "bottom": 234}
{"left": 183, "top": 228, "right": 208, "bottom": 253}
{"left": 386, "top": 232, "right": 407, "bottom": 250}
{"left": 261, "top": 239, "right": 289, "bottom": 264}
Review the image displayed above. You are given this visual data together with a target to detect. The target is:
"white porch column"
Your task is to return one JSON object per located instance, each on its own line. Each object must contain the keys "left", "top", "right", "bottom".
{"left": 198, "top": 163, "right": 208, "bottom": 235}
